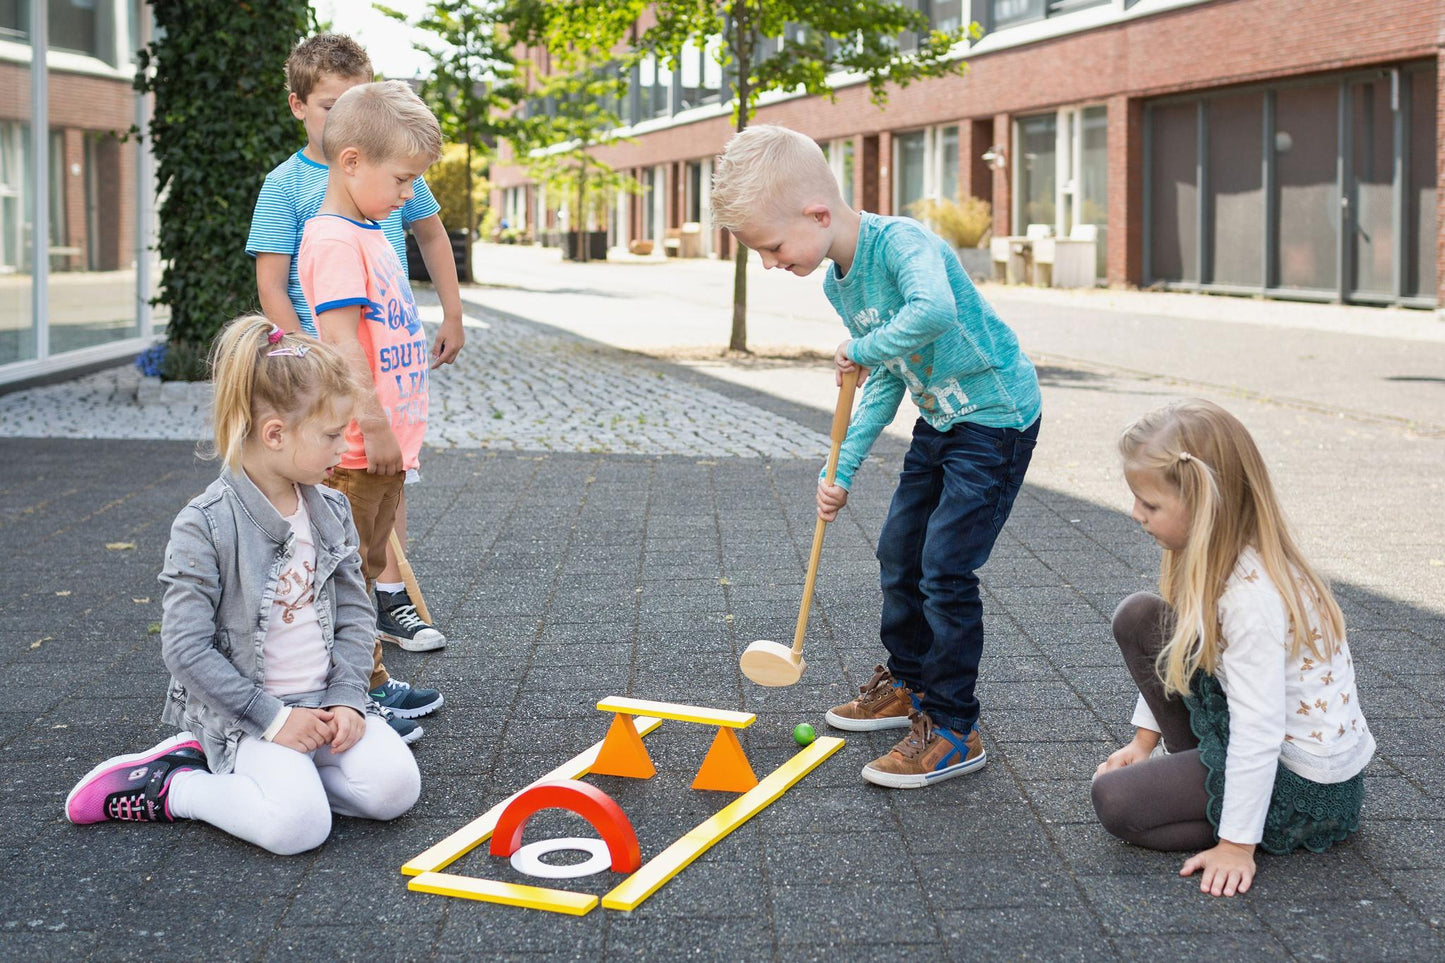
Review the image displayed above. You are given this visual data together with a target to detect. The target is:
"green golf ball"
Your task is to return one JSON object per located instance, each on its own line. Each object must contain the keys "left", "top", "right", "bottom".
{"left": 792, "top": 723, "right": 816, "bottom": 746}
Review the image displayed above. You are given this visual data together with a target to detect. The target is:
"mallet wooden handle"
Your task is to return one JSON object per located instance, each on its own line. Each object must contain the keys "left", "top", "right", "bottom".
{"left": 387, "top": 528, "right": 433, "bottom": 625}
{"left": 790, "top": 368, "right": 859, "bottom": 658}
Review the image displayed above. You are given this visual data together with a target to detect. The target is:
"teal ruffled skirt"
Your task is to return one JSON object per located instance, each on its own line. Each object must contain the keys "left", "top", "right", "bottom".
{"left": 1186, "top": 673, "right": 1364, "bottom": 855}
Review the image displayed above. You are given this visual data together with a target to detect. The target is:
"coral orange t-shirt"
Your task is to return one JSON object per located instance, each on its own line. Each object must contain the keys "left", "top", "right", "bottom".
{"left": 298, "top": 214, "right": 428, "bottom": 471}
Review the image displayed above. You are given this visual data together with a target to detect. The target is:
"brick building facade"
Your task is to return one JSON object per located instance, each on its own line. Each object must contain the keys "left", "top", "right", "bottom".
{"left": 492, "top": 0, "right": 1443, "bottom": 311}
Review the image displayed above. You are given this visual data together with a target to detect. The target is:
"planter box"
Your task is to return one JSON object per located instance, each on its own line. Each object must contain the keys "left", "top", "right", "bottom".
{"left": 955, "top": 246, "right": 992, "bottom": 281}
{"left": 406, "top": 229, "right": 473, "bottom": 283}
{"left": 564, "top": 230, "right": 609, "bottom": 262}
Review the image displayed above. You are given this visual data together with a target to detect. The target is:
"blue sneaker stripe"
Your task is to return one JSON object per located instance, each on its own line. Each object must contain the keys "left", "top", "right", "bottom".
{"left": 925, "top": 726, "right": 980, "bottom": 778}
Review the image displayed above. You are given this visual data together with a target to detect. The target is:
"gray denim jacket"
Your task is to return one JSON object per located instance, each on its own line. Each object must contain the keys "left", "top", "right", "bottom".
{"left": 158, "top": 466, "right": 374, "bottom": 774}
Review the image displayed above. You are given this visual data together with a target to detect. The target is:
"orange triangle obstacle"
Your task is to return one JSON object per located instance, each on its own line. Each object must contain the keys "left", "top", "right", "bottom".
{"left": 691, "top": 727, "right": 759, "bottom": 793}
{"left": 591, "top": 713, "right": 656, "bottom": 779}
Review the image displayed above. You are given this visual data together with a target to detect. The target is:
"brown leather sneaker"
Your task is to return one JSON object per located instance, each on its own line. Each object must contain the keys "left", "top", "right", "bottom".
{"left": 861, "top": 711, "right": 986, "bottom": 788}
{"left": 824, "top": 665, "right": 922, "bottom": 731}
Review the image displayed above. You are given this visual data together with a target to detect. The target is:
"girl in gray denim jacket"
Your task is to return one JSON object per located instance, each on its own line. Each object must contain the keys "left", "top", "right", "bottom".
{"left": 64, "top": 315, "right": 420, "bottom": 854}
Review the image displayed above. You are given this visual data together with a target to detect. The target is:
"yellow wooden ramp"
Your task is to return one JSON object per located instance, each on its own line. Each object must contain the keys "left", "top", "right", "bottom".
{"left": 601, "top": 736, "right": 844, "bottom": 911}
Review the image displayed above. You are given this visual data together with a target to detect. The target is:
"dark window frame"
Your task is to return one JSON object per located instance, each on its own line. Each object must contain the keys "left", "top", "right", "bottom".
{"left": 1143, "top": 62, "right": 1436, "bottom": 309}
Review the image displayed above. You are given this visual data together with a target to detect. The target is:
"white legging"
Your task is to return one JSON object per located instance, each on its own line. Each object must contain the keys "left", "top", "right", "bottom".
{"left": 167, "top": 714, "right": 420, "bottom": 855}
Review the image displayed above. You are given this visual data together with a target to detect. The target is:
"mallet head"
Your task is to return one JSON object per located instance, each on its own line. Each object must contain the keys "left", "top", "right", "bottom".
{"left": 739, "top": 639, "right": 805, "bottom": 687}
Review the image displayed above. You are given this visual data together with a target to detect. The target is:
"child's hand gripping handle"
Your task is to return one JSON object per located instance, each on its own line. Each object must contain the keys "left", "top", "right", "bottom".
{"left": 791, "top": 368, "right": 859, "bottom": 659}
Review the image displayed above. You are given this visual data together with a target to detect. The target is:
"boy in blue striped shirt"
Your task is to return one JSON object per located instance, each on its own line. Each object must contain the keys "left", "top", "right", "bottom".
{"left": 712, "top": 125, "right": 1042, "bottom": 789}
{"left": 246, "top": 34, "right": 460, "bottom": 741}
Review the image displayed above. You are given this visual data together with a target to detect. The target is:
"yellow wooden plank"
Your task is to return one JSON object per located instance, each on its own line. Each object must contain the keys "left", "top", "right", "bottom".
{"left": 401, "top": 715, "right": 664, "bottom": 876}
{"left": 601, "top": 736, "right": 844, "bottom": 911}
{"left": 409, "top": 872, "right": 598, "bottom": 915}
{"left": 596, "top": 696, "right": 755, "bottom": 729}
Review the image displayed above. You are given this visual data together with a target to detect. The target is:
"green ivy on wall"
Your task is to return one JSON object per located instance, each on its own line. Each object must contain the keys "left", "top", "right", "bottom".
{"left": 135, "top": 0, "right": 313, "bottom": 380}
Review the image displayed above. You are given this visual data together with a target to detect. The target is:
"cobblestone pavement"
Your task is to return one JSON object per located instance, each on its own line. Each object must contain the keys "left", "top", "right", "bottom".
{"left": 2, "top": 255, "right": 1442, "bottom": 960}
{"left": 0, "top": 305, "right": 830, "bottom": 460}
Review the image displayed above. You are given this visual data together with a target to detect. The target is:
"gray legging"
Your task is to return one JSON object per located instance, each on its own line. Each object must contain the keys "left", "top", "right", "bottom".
{"left": 1090, "top": 592, "right": 1217, "bottom": 851}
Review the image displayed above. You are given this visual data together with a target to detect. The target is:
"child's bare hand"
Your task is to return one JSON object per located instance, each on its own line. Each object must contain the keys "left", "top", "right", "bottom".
{"left": 817, "top": 481, "right": 848, "bottom": 522}
{"left": 363, "top": 425, "right": 403, "bottom": 475}
{"left": 1181, "top": 840, "right": 1257, "bottom": 897}
{"left": 326, "top": 706, "right": 367, "bottom": 753}
{"left": 1094, "top": 737, "right": 1154, "bottom": 777}
{"left": 431, "top": 316, "right": 465, "bottom": 368}
{"left": 834, "top": 340, "right": 868, "bottom": 388}
{"left": 274, "top": 707, "right": 334, "bottom": 754}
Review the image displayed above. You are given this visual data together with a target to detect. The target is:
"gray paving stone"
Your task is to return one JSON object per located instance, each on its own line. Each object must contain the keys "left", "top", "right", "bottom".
{"left": 3, "top": 270, "right": 1442, "bottom": 958}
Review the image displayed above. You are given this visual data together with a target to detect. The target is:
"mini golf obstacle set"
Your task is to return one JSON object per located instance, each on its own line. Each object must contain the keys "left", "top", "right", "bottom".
{"left": 402, "top": 697, "right": 843, "bottom": 915}
{"left": 403, "top": 375, "right": 860, "bottom": 915}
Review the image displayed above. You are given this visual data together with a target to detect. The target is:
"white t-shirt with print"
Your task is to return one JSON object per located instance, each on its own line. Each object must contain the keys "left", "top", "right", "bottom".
{"left": 261, "top": 492, "right": 330, "bottom": 698}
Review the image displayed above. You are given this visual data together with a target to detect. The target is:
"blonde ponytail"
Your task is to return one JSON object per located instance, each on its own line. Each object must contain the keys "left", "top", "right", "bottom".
{"left": 204, "top": 314, "right": 357, "bottom": 470}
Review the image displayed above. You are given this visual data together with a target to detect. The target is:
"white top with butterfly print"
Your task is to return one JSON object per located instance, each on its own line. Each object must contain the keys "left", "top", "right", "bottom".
{"left": 1132, "top": 546, "right": 1376, "bottom": 845}
{"left": 261, "top": 491, "right": 330, "bottom": 699}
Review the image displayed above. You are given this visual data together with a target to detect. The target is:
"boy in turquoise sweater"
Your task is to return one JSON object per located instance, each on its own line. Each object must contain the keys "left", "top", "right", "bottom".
{"left": 712, "top": 125, "right": 1042, "bottom": 789}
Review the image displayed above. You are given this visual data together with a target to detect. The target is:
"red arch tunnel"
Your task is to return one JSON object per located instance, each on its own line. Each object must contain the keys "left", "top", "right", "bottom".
{"left": 489, "top": 780, "right": 642, "bottom": 873}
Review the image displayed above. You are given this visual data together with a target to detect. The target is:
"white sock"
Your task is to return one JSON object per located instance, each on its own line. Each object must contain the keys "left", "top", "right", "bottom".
{"left": 375, "top": 581, "right": 405, "bottom": 595}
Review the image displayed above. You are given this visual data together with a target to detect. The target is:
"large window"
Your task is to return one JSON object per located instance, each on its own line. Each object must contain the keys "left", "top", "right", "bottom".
{"left": 1406, "top": 66, "right": 1438, "bottom": 299}
{"left": 932, "top": 0, "right": 963, "bottom": 33}
{"left": 1207, "top": 92, "right": 1264, "bottom": 288}
{"left": 1076, "top": 105, "right": 1108, "bottom": 276}
{"left": 0, "top": 0, "right": 28, "bottom": 39}
{"left": 1148, "top": 102, "right": 1199, "bottom": 284}
{"left": 825, "top": 138, "right": 855, "bottom": 207}
{"left": 896, "top": 130, "right": 928, "bottom": 214}
{"left": 677, "top": 38, "right": 723, "bottom": 111}
{"left": 1349, "top": 76, "right": 1394, "bottom": 298}
{"left": 49, "top": 0, "right": 100, "bottom": 58}
{"left": 891, "top": 125, "right": 960, "bottom": 217}
{"left": 939, "top": 125, "right": 959, "bottom": 202}
{"left": 635, "top": 55, "right": 671, "bottom": 122}
{"left": 1016, "top": 113, "right": 1056, "bottom": 230}
{"left": 1, "top": 0, "right": 152, "bottom": 381}
{"left": 0, "top": 120, "right": 35, "bottom": 366}
{"left": 1275, "top": 83, "right": 1339, "bottom": 292}
{"left": 1145, "top": 63, "right": 1437, "bottom": 308}
{"left": 1013, "top": 107, "right": 1106, "bottom": 277}
{"left": 988, "top": 0, "right": 1106, "bottom": 30}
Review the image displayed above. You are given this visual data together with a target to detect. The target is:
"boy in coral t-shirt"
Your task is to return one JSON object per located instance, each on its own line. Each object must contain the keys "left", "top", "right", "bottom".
{"left": 298, "top": 80, "right": 443, "bottom": 742}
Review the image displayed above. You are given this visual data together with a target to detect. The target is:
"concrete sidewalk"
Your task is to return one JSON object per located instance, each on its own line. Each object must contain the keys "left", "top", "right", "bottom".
{"left": 1, "top": 254, "right": 1442, "bottom": 960}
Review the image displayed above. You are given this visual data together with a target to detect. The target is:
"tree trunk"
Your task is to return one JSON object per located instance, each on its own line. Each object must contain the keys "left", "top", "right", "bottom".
{"left": 461, "top": 137, "right": 474, "bottom": 282}
{"left": 729, "top": 246, "right": 749, "bottom": 351}
{"left": 728, "top": 13, "right": 752, "bottom": 353}
{"left": 576, "top": 157, "right": 589, "bottom": 263}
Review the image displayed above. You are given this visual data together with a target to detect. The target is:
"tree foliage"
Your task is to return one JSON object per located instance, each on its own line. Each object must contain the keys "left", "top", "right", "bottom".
{"left": 379, "top": 0, "right": 526, "bottom": 269}
{"left": 135, "top": 0, "right": 313, "bottom": 379}
{"left": 508, "top": 0, "right": 975, "bottom": 349}
{"left": 512, "top": 64, "right": 638, "bottom": 261}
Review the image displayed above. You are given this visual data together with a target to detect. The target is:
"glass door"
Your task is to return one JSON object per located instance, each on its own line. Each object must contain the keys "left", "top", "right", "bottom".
{"left": 1346, "top": 74, "right": 1397, "bottom": 300}
{"left": 1015, "top": 113, "right": 1056, "bottom": 232}
{"left": 1273, "top": 83, "right": 1340, "bottom": 293}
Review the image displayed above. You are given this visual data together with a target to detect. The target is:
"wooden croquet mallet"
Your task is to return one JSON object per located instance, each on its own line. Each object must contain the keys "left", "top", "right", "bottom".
{"left": 740, "top": 368, "right": 859, "bottom": 687}
{"left": 387, "top": 528, "right": 433, "bottom": 625}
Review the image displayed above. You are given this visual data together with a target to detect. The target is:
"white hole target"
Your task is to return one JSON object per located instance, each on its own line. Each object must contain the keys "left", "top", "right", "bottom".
{"left": 508, "top": 836, "right": 612, "bottom": 879}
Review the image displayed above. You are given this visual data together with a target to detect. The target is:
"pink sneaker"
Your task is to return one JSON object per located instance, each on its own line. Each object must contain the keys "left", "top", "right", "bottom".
{"left": 65, "top": 733, "right": 207, "bottom": 825}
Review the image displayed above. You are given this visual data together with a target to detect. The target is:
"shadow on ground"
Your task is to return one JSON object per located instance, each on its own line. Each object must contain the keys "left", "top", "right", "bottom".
{"left": 1, "top": 427, "right": 1440, "bottom": 959}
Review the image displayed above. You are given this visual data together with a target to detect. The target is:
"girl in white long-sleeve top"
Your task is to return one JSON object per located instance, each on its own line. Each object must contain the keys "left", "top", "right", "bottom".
{"left": 1091, "top": 399, "right": 1374, "bottom": 897}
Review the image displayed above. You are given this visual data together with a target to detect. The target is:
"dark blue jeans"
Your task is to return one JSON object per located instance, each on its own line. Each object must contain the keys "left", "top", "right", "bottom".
{"left": 876, "top": 416, "right": 1039, "bottom": 735}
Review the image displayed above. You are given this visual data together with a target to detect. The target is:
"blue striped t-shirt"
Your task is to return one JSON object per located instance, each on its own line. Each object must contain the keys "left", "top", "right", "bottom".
{"left": 246, "top": 150, "right": 441, "bottom": 335}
